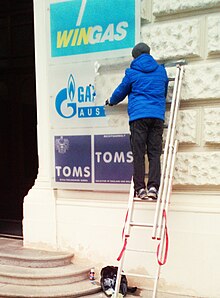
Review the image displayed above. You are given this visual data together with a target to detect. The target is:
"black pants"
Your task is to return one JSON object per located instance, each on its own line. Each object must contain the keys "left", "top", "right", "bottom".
{"left": 129, "top": 118, "right": 164, "bottom": 192}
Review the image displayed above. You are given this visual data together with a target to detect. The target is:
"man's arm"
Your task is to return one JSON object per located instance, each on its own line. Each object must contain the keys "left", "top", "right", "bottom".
{"left": 109, "top": 71, "right": 131, "bottom": 105}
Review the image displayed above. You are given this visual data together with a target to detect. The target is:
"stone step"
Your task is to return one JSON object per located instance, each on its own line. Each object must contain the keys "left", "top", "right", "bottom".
{"left": 0, "top": 279, "right": 101, "bottom": 298}
{"left": 0, "top": 263, "right": 91, "bottom": 286}
{"left": 0, "top": 238, "right": 101, "bottom": 297}
{"left": 0, "top": 246, "right": 74, "bottom": 268}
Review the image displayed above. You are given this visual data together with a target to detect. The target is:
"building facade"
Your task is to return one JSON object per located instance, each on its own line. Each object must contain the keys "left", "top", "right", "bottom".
{"left": 23, "top": 1, "right": 220, "bottom": 297}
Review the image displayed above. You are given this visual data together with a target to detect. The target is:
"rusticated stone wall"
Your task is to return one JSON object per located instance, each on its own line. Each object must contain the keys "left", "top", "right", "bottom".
{"left": 96, "top": 0, "right": 220, "bottom": 190}
{"left": 152, "top": 0, "right": 220, "bottom": 16}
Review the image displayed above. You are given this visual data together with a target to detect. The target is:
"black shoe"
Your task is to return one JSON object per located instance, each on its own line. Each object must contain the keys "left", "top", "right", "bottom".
{"left": 136, "top": 188, "right": 148, "bottom": 200}
{"left": 147, "top": 187, "right": 158, "bottom": 201}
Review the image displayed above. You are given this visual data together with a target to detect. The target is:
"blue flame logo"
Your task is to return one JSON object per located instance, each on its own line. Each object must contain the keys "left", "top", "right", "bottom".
{"left": 55, "top": 74, "right": 77, "bottom": 118}
{"left": 67, "top": 75, "right": 75, "bottom": 101}
{"left": 55, "top": 73, "right": 105, "bottom": 119}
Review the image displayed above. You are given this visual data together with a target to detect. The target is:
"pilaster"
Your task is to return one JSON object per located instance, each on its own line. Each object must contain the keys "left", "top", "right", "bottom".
{"left": 23, "top": 0, "right": 57, "bottom": 249}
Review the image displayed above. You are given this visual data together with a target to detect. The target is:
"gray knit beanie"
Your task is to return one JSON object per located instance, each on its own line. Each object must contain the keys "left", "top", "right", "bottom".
{"left": 132, "top": 42, "right": 150, "bottom": 58}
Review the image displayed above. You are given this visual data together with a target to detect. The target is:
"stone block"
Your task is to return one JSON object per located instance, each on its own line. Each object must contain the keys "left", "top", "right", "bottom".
{"left": 153, "top": 0, "right": 220, "bottom": 17}
{"left": 180, "top": 63, "right": 220, "bottom": 100}
{"left": 207, "top": 15, "right": 220, "bottom": 55}
{"left": 174, "top": 152, "right": 220, "bottom": 186}
{"left": 142, "top": 19, "right": 201, "bottom": 60}
{"left": 141, "top": 0, "right": 152, "bottom": 22}
{"left": 165, "top": 110, "right": 198, "bottom": 144}
{"left": 204, "top": 108, "right": 220, "bottom": 144}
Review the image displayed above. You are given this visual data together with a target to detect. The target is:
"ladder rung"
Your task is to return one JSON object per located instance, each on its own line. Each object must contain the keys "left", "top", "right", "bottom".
{"left": 164, "top": 59, "right": 187, "bottom": 67}
{"left": 122, "top": 272, "right": 155, "bottom": 279}
{"left": 133, "top": 198, "right": 156, "bottom": 203}
{"left": 126, "top": 248, "right": 155, "bottom": 254}
{"left": 130, "top": 222, "right": 153, "bottom": 228}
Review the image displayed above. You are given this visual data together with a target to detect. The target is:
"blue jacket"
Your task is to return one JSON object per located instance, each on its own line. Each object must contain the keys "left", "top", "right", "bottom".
{"left": 109, "top": 54, "right": 168, "bottom": 122}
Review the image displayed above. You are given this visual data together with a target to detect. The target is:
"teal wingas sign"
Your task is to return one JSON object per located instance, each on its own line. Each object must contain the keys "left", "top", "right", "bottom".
{"left": 50, "top": 0, "right": 138, "bottom": 58}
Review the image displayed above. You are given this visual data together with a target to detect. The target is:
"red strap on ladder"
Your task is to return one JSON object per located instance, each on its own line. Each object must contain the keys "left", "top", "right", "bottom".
{"left": 121, "top": 210, "right": 128, "bottom": 239}
{"left": 157, "top": 210, "right": 169, "bottom": 266}
{"left": 117, "top": 236, "right": 129, "bottom": 261}
{"left": 117, "top": 209, "right": 169, "bottom": 264}
{"left": 117, "top": 210, "right": 129, "bottom": 261}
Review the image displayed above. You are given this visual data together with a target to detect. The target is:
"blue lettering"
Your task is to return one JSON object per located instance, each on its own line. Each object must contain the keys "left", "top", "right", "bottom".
{"left": 78, "top": 106, "right": 106, "bottom": 118}
{"left": 78, "top": 86, "right": 84, "bottom": 103}
{"left": 85, "top": 86, "right": 91, "bottom": 102}
{"left": 78, "top": 85, "right": 94, "bottom": 102}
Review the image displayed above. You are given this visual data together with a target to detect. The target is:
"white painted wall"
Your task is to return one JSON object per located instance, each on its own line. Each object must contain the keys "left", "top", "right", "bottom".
{"left": 23, "top": 0, "right": 220, "bottom": 297}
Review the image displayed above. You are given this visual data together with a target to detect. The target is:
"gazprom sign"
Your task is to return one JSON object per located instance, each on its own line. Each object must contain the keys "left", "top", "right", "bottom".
{"left": 50, "top": 0, "right": 139, "bottom": 58}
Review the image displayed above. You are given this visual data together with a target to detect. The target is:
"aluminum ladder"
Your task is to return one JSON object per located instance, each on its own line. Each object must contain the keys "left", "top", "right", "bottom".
{"left": 113, "top": 64, "right": 184, "bottom": 298}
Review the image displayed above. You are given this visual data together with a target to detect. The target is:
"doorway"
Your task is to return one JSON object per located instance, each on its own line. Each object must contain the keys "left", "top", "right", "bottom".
{"left": 0, "top": 1, "right": 38, "bottom": 238}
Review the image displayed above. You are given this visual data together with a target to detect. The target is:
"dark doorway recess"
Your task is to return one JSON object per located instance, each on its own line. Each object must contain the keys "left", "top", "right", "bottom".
{"left": 0, "top": 0, "right": 38, "bottom": 238}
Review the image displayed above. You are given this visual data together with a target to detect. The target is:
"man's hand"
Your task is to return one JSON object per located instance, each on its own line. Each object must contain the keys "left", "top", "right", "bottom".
{"left": 105, "top": 99, "right": 113, "bottom": 106}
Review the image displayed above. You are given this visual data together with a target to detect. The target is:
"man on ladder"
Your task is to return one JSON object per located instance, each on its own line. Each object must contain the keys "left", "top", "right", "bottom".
{"left": 106, "top": 42, "right": 169, "bottom": 201}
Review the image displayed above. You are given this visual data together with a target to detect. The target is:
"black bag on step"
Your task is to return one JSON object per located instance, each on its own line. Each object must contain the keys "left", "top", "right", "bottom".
{"left": 100, "top": 266, "right": 137, "bottom": 297}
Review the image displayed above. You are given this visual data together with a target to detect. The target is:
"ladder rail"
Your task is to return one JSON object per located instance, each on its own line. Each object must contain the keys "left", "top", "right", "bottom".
{"left": 152, "top": 65, "right": 181, "bottom": 239}
{"left": 114, "top": 179, "right": 135, "bottom": 296}
{"left": 152, "top": 265, "right": 161, "bottom": 298}
{"left": 114, "top": 245, "right": 126, "bottom": 297}
{"left": 157, "top": 140, "right": 178, "bottom": 263}
{"left": 156, "top": 66, "right": 184, "bottom": 240}
{"left": 156, "top": 142, "right": 175, "bottom": 240}
{"left": 153, "top": 225, "right": 169, "bottom": 298}
{"left": 124, "top": 179, "right": 136, "bottom": 236}
{"left": 166, "top": 140, "right": 179, "bottom": 208}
